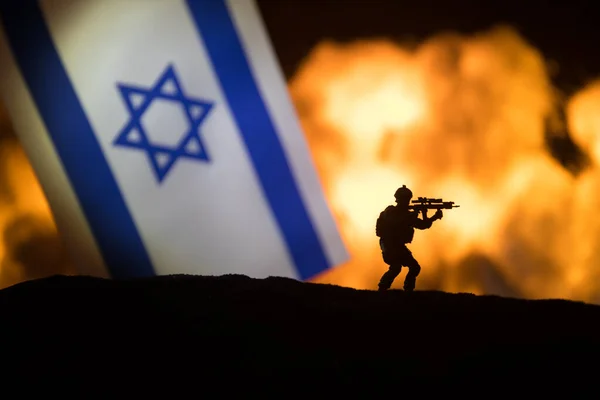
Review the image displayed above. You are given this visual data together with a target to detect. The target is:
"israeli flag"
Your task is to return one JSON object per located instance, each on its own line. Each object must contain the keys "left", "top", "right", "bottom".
{"left": 0, "top": 0, "right": 348, "bottom": 280}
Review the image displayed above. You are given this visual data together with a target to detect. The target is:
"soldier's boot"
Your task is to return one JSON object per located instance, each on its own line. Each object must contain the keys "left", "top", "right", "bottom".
{"left": 377, "top": 278, "right": 391, "bottom": 291}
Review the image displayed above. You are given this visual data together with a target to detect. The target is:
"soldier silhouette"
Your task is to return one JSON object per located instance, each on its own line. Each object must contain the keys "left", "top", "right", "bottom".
{"left": 376, "top": 185, "right": 443, "bottom": 292}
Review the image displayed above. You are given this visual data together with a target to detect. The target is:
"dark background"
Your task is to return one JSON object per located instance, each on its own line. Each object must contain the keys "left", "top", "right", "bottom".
{"left": 257, "top": 0, "right": 600, "bottom": 95}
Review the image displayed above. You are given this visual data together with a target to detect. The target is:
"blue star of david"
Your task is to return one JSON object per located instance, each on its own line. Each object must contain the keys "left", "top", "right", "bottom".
{"left": 113, "top": 64, "right": 214, "bottom": 183}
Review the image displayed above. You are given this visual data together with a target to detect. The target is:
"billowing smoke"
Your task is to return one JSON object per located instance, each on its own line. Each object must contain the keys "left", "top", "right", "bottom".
{"left": 291, "top": 26, "right": 600, "bottom": 303}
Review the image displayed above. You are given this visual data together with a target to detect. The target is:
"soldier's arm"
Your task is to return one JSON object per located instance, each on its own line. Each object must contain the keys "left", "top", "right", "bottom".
{"left": 413, "top": 210, "right": 434, "bottom": 230}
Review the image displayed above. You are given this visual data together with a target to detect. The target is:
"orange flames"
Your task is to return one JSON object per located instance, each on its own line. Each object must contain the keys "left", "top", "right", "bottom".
{"left": 0, "top": 136, "right": 74, "bottom": 287}
{"left": 2, "top": 26, "right": 600, "bottom": 303}
{"left": 292, "top": 26, "right": 600, "bottom": 303}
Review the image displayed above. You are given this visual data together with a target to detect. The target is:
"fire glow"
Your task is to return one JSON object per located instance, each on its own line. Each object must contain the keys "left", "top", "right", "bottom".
{"left": 2, "top": 26, "right": 600, "bottom": 303}
{"left": 290, "top": 26, "right": 600, "bottom": 303}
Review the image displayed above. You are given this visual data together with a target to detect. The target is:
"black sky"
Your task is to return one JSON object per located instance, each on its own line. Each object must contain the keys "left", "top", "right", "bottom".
{"left": 257, "top": 0, "right": 600, "bottom": 94}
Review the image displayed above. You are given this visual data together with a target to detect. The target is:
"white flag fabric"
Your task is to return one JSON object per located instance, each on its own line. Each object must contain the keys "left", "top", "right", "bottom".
{"left": 0, "top": 0, "right": 348, "bottom": 280}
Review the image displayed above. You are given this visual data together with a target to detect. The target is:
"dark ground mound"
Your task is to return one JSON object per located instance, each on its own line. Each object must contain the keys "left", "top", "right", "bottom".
{"left": 1, "top": 274, "right": 599, "bottom": 395}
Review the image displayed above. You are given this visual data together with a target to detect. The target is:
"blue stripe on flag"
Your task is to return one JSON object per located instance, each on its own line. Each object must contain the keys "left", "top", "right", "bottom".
{"left": 0, "top": 2, "right": 156, "bottom": 278}
{"left": 185, "top": 0, "right": 330, "bottom": 280}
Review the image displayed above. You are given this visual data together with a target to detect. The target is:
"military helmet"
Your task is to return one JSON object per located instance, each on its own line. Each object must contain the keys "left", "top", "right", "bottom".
{"left": 394, "top": 185, "right": 413, "bottom": 201}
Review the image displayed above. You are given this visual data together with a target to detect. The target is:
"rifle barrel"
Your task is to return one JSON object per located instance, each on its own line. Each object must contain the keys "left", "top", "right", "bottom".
{"left": 408, "top": 204, "right": 460, "bottom": 209}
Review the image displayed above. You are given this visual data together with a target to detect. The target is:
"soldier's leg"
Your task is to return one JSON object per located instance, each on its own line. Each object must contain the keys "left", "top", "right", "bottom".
{"left": 402, "top": 247, "right": 421, "bottom": 292}
{"left": 378, "top": 263, "right": 402, "bottom": 291}
{"left": 378, "top": 239, "right": 402, "bottom": 290}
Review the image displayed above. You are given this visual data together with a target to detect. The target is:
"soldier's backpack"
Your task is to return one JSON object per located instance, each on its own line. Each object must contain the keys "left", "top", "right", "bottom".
{"left": 376, "top": 206, "right": 396, "bottom": 238}
{"left": 376, "top": 206, "right": 414, "bottom": 242}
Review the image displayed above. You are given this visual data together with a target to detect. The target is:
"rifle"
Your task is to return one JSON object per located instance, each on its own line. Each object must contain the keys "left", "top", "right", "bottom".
{"left": 408, "top": 197, "right": 460, "bottom": 213}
